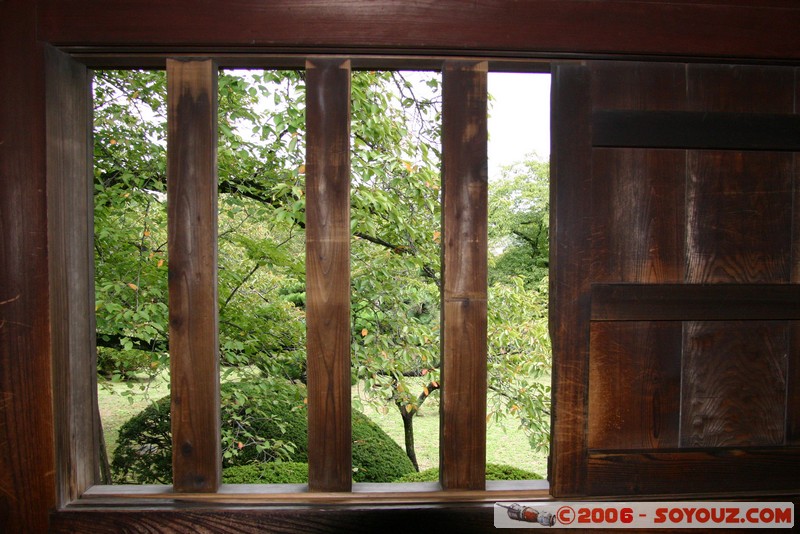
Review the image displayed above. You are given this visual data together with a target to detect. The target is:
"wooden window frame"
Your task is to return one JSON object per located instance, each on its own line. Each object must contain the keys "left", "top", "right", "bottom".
{"left": 3, "top": 2, "right": 794, "bottom": 531}
{"left": 47, "top": 50, "right": 553, "bottom": 519}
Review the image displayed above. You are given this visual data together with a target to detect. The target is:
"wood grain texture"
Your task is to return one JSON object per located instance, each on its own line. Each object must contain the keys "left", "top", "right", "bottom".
{"left": 588, "top": 322, "right": 681, "bottom": 450}
{"left": 790, "top": 321, "right": 800, "bottom": 445}
{"left": 78, "top": 481, "right": 548, "bottom": 503}
{"left": 37, "top": 1, "right": 800, "bottom": 61}
{"left": 305, "top": 58, "right": 352, "bottom": 492}
{"left": 0, "top": 1, "right": 56, "bottom": 532}
{"left": 685, "top": 151, "right": 793, "bottom": 284}
{"left": 45, "top": 45, "right": 98, "bottom": 506}
{"left": 589, "top": 61, "right": 688, "bottom": 112}
{"left": 590, "top": 149, "right": 685, "bottom": 283}
{"left": 587, "top": 449, "right": 800, "bottom": 496}
{"left": 592, "top": 284, "right": 800, "bottom": 321}
{"left": 49, "top": 504, "right": 508, "bottom": 534}
{"left": 573, "top": 61, "right": 800, "bottom": 498}
{"left": 785, "top": 69, "right": 799, "bottom": 445}
{"left": 680, "top": 321, "right": 788, "bottom": 448}
{"left": 440, "top": 61, "right": 488, "bottom": 491}
{"left": 687, "top": 64, "right": 796, "bottom": 114}
{"left": 167, "top": 58, "right": 221, "bottom": 493}
{"left": 548, "top": 63, "right": 592, "bottom": 498}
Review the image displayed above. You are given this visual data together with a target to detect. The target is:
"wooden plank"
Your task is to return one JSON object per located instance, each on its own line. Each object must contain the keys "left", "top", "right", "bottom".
{"left": 587, "top": 449, "right": 800, "bottom": 495}
{"left": 79, "top": 482, "right": 548, "bottom": 503}
{"left": 589, "top": 61, "right": 687, "bottom": 112}
{"left": 37, "top": 1, "right": 800, "bottom": 61}
{"left": 45, "top": 45, "right": 97, "bottom": 506}
{"left": 0, "top": 1, "right": 57, "bottom": 531}
{"left": 790, "top": 319, "right": 800, "bottom": 444}
{"left": 548, "top": 63, "right": 593, "bottom": 498}
{"left": 440, "top": 60, "right": 488, "bottom": 491}
{"left": 593, "top": 111, "right": 800, "bottom": 150}
{"left": 591, "top": 149, "right": 685, "bottom": 283}
{"left": 50, "top": 504, "right": 509, "bottom": 534}
{"left": 591, "top": 284, "right": 800, "bottom": 321}
{"left": 686, "top": 152, "right": 792, "bottom": 284}
{"left": 166, "top": 58, "right": 220, "bottom": 493}
{"left": 687, "top": 64, "right": 796, "bottom": 114}
{"left": 305, "top": 58, "right": 352, "bottom": 493}
{"left": 681, "top": 321, "right": 787, "bottom": 448}
{"left": 588, "top": 322, "right": 681, "bottom": 450}
{"left": 786, "top": 68, "right": 800, "bottom": 446}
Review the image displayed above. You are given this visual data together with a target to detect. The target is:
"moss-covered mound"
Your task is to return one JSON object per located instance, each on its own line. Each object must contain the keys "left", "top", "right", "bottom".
{"left": 222, "top": 462, "right": 309, "bottom": 484}
{"left": 111, "top": 379, "right": 414, "bottom": 484}
{"left": 394, "top": 463, "right": 542, "bottom": 483}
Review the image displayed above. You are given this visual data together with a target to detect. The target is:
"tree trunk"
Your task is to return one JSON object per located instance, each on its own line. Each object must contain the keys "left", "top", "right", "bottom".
{"left": 400, "top": 408, "right": 419, "bottom": 472}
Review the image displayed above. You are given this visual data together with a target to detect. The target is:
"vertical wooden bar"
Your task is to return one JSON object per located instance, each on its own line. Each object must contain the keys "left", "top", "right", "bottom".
{"left": 1, "top": 3, "right": 56, "bottom": 530}
{"left": 46, "top": 46, "right": 97, "bottom": 504}
{"left": 305, "top": 58, "right": 352, "bottom": 492}
{"left": 790, "top": 67, "right": 800, "bottom": 445}
{"left": 549, "top": 63, "right": 592, "bottom": 497}
{"left": 440, "top": 60, "right": 488, "bottom": 491}
{"left": 167, "top": 58, "right": 220, "bottom": 493}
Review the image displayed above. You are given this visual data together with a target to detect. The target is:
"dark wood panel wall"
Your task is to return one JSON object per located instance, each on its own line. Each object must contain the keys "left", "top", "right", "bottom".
{"left": 3, "top": 0, "right": 800, "bottom": 531}
{"left": 572, "top": 62, "right": 800, "bottom": 495}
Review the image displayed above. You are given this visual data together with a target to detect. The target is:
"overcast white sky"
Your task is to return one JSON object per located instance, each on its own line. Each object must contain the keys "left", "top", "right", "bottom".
{"left": 487, "top": 72, "right": 551, "bottom": 179}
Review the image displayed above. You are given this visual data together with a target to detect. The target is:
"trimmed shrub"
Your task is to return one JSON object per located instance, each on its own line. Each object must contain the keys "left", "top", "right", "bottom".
{"left": 394, "top": 463, "right": 542, "bottom": 483}
{"left": 222, "top": 462, "right": 308, "bottom": 484}
{"left": 111, "top": 379, "right": 414, "bottom": 484}
{"left": 351, "top": 410, "right": 414, "bottom": 482}
{"left": 111, "top": 379, "right": 305, "bottom": 484}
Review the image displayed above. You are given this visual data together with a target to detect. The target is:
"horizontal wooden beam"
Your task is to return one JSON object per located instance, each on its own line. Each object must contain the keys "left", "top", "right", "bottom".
{"left": 592, "top": 284, "right": 800, "bottom": 321}
{"left": 587, "top": 449, "right": 800, "bottom": 495}
{"left": 593, "top": 111, "right": 800, "bottom": 151}
{"left": 38, "top": 1, "right": 800, "bottom": 61}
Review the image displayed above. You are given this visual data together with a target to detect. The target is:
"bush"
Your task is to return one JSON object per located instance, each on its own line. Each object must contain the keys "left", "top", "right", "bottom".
{"left": 111, "top": 379, "right": 305, "bottom": 484}
{"left": 394, "top": 463, "right": 542, "bottom": 483}
{"left": 111, "top": 379, "right": 414, "bottom": 484}
{"left": 222, "top": 462, "right": 308, "bottom": 484}
{"left": 351, "top": 410, "right": 414, "bottom": 482}
{"left": 97, "top": 346, "right": 154, "bottom": 379}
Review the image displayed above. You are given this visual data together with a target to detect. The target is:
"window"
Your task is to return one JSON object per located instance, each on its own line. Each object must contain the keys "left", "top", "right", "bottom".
{"left": 50, "top": 52, "right": 552, "bottom": 512}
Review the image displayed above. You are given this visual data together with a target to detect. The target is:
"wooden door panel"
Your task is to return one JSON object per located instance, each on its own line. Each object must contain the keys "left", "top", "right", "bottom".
{"left": 588, "top": 321, "right": 682, "bottom": 450}
{"left": 591, "top": 149, "right": 686, "bottom": 284}
{"left": 680, "top": 321, "right": 788, "bottom": 448}
{"left": 686, "top": 64, "right": 796, "bottom": 114}
{"left": 686, "top": 151, "right": 793, "bottom": 284}
{"left": 551, "top": 60, "right": 800, "bottom": 496}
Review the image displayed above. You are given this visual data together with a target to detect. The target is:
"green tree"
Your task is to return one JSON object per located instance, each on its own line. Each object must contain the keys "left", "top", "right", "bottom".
{"left": 489, "top": 157, "right": 550, "bottom": 286}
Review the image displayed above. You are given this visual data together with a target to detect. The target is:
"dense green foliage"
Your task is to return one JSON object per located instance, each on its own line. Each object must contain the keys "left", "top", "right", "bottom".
{"left": 222, "top": 462, "right": 308, "bottom": 484}
{"left": 94, "top": 68, "right": 551, "bottom": 470}
{"left": 393, "top": 463, "right": 542, "bottom": 483}
{"left": 111, "top": 380, "right": 414, "bottom": 484}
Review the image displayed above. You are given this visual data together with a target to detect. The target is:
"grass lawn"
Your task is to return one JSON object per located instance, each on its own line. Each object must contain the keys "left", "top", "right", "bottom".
{"left": 352, "top": 381, "right": 548, "bottom": 478}
{"left": 98, "top": 372, "right": 170, "bottom": 455}
{"left": 98, "top": 371, "right": 549, "bottom": 481}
